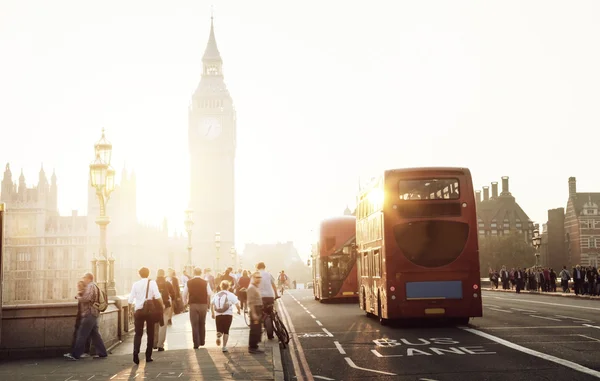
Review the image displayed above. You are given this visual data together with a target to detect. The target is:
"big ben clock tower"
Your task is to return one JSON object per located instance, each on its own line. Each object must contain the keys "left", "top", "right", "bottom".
{"left": 189, "top": 17, "right": 236, "bottom": 271}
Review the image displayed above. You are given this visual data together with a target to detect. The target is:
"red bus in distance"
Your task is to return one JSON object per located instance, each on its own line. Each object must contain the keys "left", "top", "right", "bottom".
{"left": 356, "top": 167, "right": 482, "bottom": 325}
{"left": 311, "top": 216, "right": 358, "bottom": 302}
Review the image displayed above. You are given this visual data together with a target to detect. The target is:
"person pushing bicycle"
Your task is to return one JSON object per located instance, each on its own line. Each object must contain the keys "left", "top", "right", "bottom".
{"left": 255, "top": 262, "right": 279, "bottom": 340}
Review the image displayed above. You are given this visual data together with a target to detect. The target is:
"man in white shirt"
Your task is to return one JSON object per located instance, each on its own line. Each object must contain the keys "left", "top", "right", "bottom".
{"left": 128, "top": 267, "right": 161, "bottom": 365}
{"left": 256, "top": 262, "right": 279, "bottom": 340}
{"left": 182, "top": 267, "right": 213, "bottom": 348}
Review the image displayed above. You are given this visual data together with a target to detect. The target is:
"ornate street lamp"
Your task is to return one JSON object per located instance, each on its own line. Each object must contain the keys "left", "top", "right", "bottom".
{"left": 532, "top": 225, "right": 541, "bottom": 268}
{"left": 215, "top": 232, "right": 221, "bottom": 272}
{"left": 230, "top": 246, "right": 237, "bottom": 268}
{"left": 89, "top": 129, "right": 116, "bottom": 296}
{"left": 184, "top": 209, "right": 194, "bottom": 276}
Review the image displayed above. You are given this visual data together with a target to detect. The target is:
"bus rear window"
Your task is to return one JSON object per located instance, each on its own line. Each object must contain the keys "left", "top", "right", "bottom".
{"left": 392, "top": 221, "right": 469, "bottom": 268}
{"left": 398, "top": 178, "right": 460, "bottom": 200}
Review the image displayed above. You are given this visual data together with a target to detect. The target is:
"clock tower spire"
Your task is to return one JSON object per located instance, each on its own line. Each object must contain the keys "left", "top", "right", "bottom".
{"left": 188, "top": 15, "right": 237, "bottom": 272}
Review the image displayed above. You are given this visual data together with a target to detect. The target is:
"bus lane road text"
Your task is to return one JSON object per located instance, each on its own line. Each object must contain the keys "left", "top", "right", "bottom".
{"left": 371, "top": 337, "right": 497, "bottom": 357}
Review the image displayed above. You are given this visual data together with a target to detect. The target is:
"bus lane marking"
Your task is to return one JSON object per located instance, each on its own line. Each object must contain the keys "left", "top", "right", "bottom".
{"left": 461, "top": 327, "right": 600, "bottom": 378}
{"left": 344, "top": 357, "right": 397, "bottom": 376}
{"left": 334, "top": 341, "right": 346, "bottom": 354}
{"left": 370, "top": 337, "right": 496, "bottom": 357}
{"left": 530, "top": 315, "right": 561, "bottom": 322}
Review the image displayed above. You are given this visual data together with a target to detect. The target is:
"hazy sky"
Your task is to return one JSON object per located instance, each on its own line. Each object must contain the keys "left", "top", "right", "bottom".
{"left": 1, "top": 1, "right": 599, "bottom": 257}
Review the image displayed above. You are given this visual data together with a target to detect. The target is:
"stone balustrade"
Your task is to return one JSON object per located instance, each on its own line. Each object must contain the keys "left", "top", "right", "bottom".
{"left": 0, "top": 296, "right": 134, "bottom": 360}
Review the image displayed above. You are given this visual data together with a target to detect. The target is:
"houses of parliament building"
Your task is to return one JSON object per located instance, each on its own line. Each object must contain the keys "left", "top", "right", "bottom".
{"left": 0, "top": 164, "right": 187, "bottom": 305}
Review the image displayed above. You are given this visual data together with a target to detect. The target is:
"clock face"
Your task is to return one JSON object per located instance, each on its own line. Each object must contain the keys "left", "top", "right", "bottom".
{"left": 199, "top": 117, "right": 222, "bottom": 140}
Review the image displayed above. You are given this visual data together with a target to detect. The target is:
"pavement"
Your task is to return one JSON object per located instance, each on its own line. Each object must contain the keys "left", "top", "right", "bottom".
{"left": 486, "top": 286, "right": 600, "bottom": 300}
{"left": 276, "top": 289, "right": 600, "bottom": 380}
{"left": 0, "top": 310, "right": 284, "bottom": 380}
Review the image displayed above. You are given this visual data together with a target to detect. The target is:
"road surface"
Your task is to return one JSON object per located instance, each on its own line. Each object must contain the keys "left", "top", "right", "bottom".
{"left": 276, "top": 289, "right": 600, "bottom": 380}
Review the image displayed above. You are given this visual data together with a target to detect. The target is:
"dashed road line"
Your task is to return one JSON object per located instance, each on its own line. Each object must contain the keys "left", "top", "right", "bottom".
{"left": 511, "top": 308, "right": 537, "bottom": 313}
{"left": 314, "top": 376, "right": 335, "bottom": 380}
{"left": 461, "top": 327, "right": 600, "bottom": 378}
{"left": 322, "top": 328, "right": 334, "bottom": 337}
{"left": 316, "top": 320, "right": 323, "bottom": 326}
{"left": 278, "top": 297, "right": 314, "bottom": 381}
{"left": 488, "top": 307, "right": 512, "bottom": 313}
{"left": 579, "top": 334, "right": 600, "bottom": 343}
{"left": 556, "top": 315, "right": 592, "bottom": 322}
{"left": 530, "top": 315, "right": 561, "bottom": 322}
{"left": 310, "top": 314, "right": 317, "bottom": 319}
{"left": 333, "top": 341, "right": 346, "bottom": 354}
{"left": 583, "top": 324, "right": 600, "bottom": 330}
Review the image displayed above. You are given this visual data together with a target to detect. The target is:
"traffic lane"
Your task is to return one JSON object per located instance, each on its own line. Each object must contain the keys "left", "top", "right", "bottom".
{"left": 482, "top": 290, "right": 600, "bottom": 321}
{"left": 283, "top": 290, "right": 600, "bottom": 380}
{"left": 478, "top": 294, "right": 600, "bottom": 372}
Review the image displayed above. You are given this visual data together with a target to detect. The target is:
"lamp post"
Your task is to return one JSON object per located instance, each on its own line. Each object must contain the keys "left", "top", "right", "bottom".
{"left": 215, "top": 232, "right": 221, "bottom": 272}
{"left": 184, "top": 209, "right": 194, "bottom": 276}
{"left": 89, "top": 129, "right": 116, "bottom": 296}
{"left": 532, "top": 225, "right": 541, "bottom": 268}
{"left": 230, "top": 246, "right": 237, "bottom": 268}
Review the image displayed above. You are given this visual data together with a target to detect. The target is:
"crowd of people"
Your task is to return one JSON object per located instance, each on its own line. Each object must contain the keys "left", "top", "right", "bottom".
{"left": 62, "top": 262, "right": 294, "bottom": 365}
{"left": 488, "top": 264, "right": 600, "bottom": 295}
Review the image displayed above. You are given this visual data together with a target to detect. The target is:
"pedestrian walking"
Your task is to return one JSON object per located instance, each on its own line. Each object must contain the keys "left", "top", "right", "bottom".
{"left": 210, "top": 280, "right": 241, "bottom": 352}
{"left": 183, "top": 267, "right": 213, "bottom": 349}
{"left": 65, "top": 273, "right": 108, "bottom": 360}
{"left": 246, "top": 271, "right": 264, "bottom": 354}
{"left": 153, "top": 269, "right": 176, "bottom": 351}
{"left": 128, "top": 267, "right": 161, "bottom": 365}
{"left": 64, "top": 280, "right": 91, "bottom": 359}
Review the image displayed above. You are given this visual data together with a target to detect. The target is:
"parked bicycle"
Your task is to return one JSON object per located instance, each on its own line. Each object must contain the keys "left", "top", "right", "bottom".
{"left": 242, "top": 296, "right": 290, "bottom": 348}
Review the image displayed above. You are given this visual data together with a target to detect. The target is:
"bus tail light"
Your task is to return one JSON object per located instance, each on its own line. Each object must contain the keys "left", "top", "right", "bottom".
{"left": 390, "top": 286, "right": 396, "bottom": 292}
{"left": 472, "top": 284, "right": 479, "bottom": 290}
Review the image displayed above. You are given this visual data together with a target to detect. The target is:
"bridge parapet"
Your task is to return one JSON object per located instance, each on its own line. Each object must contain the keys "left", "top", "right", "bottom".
{"left": 0, "top": 295, "right": 133, "bottom": 360}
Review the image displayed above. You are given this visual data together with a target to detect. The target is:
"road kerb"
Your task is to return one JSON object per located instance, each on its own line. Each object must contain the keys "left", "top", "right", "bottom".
{"left": 486, "top": 288, "right": 600, "bottom": 300}
{"left": 266, "top": 340, "right": 285, "bottom": 381}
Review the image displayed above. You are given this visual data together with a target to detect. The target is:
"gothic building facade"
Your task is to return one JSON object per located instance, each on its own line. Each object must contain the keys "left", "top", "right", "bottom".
{"left": 1, "top": 163, "right": 187, "bottom": 305}
{"left": 188, "top": 17, "right": 237, "bottom": 271}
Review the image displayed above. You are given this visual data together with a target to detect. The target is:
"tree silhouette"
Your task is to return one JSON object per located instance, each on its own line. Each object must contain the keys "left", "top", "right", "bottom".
{"left": 479, "top": 234, "right": 536, "bottom": 276}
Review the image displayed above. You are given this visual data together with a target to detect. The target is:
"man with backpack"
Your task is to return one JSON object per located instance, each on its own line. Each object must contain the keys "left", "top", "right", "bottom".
{"left": 65, "top": 272, "right": 108, "bottom": 360}
{"left": 210, "top": 280, "right": 241, "bottom": 352}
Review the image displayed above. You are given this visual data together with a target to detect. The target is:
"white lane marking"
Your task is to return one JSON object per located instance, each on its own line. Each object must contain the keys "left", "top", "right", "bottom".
{"left": 556, "top": 315, "right": 592, "bottom": 322}
{"left": 322, "top": 328, "right": 334, "bottom": 337}
{"left": 579, "top": 334, "right": 600, "bottom": 343}
{"left": 484, "top": 326, "right": 585, "bottom": 329}
{"left": 310, "top": 314, "right": 317, "bottom": 319}
{"left": 371, "top": 349, "right": 403, "bottom": 357}
{"left": 316, "top": 320, "right": 323, "bottom": 326}
{"left": 511, "top": 308, "right": 537, "bottom": 313}
{"left": 583, "top": 324, "right": 600, "bottom": 330}
{"left": 277, "top": 298, "right": 314, "bottom": 381}
{"left": 488, "top": 307, "right": 512, "bottom": 313}
{"left": 314, "top": 376, "right": 335, "bottom": 380}
{"left": 344, "top": 357, "right": 397, "bottom": 376}
{"left": 420, "top": 379, "right": 441, "bottom": 381}
{"left": 530, "top": 315, "right": 561, "bottom": 322}
{"left": 462, "top": 327, "right": 600, "bottom": 378}
{"left": 491, "top": 296, "right": 600, "bottom": 311}
{"left": 483, "top": 303, "right": 500, "bottom": 308}
{"left": 334, "top": 341, "right": 346, "bottom": 354}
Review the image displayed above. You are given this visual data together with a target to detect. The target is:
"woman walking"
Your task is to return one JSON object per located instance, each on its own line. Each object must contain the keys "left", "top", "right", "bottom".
{"left": 210, "top": 280, "right": 241, "bottom": 352}
{"left": 154, "top": 269, "right": 175, "bottom": 351}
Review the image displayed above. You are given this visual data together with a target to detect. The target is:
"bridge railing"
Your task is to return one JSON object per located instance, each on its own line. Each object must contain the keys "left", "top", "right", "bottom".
{"left": 0, "top": 295, "right": 134, "bottom": 360}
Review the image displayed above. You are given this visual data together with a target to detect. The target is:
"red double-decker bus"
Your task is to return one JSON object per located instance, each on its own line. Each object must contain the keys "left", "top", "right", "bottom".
{"left": 356, "top": 167, "right": 482, "bottom": 325}
{"left": 311, "top": 216, "right": 358, "bottom": 302}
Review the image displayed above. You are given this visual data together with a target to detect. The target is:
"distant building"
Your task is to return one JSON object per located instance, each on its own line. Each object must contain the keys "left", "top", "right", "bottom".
{"left": 475, "top": 176, "right": 534, "bottom": 242}
{"left": 0, "top": 163, "right": 187, "bottom": 305}
{"left": 540, "top": 207, "right": 566, "bottom": 270}
{"left": 564, "top": 177, "right": 600, "bottom": 268}
{"left": 241, "top": 241, "right": 310, "bottom": 282}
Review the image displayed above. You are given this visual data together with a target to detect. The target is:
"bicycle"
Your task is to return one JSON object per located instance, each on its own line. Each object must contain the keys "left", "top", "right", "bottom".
{"left": 265, "top": 297, "right": 290, "bottom": 348}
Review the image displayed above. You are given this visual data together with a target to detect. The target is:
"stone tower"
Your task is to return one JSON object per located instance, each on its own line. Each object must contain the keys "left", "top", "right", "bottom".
{"left": 188, "top": 16, "right": 236, "bottom": 270}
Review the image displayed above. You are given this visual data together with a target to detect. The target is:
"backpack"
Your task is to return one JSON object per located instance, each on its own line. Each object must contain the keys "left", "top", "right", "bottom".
{"left": 214, "top": 292, "right": 230, "bottom": 313}
{"left": 94, "top": 284, "right": 109, "bottom": 312}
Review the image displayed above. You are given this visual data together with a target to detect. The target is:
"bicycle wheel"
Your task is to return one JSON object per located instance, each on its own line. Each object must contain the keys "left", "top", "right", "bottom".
{"left": 273, "top": 311, "right": 290, "bottom": 346}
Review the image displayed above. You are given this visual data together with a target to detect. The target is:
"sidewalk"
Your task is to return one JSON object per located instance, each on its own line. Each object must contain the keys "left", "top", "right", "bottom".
{"left": 486, "top": 287, "right": 600, "bottom": 300}
{"left": 0, "top": 311, "right": 284, "bottom": 380}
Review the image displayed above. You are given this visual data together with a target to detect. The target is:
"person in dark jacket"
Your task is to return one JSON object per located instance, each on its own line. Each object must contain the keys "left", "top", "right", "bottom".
{"left": 154, "top": 269, "right": 175, "bottom": 351}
